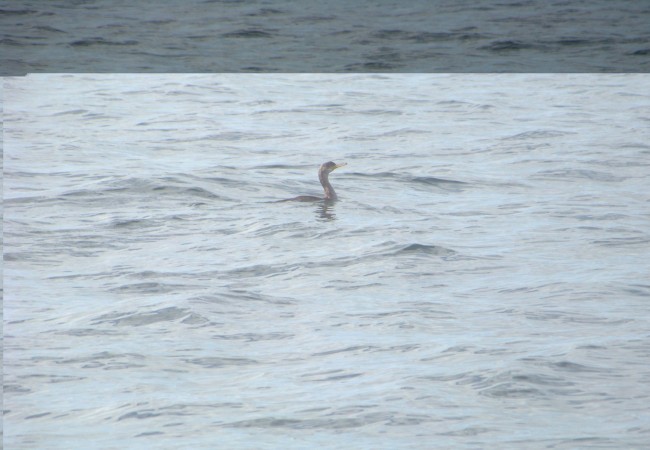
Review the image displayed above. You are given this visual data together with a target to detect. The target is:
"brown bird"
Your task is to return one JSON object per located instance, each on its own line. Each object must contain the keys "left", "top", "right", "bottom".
{"left": 279, "top": 161, "right": 347, "bottom": 202}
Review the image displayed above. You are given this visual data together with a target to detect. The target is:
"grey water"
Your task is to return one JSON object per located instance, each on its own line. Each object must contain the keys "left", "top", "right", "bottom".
{"left": 3, "top": 74, "right": 650, "bottom": 449}
{"left": 2, "top": 0, "right": 650, "bottom": 74}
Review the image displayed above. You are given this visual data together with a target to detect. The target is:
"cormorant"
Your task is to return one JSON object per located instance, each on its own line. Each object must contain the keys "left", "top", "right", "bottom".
{"left": 280, "top": 161, "right": 346, "bottom": 202}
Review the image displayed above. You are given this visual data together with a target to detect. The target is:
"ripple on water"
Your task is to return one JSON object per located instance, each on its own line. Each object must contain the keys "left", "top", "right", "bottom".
{"left": 92, "top": 306, "right": 209, "bottom": 327}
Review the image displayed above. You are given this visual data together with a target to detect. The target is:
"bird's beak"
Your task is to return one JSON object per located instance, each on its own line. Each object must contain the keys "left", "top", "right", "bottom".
{"left": 334, "top": 162, "right": 347, "bottom": 170}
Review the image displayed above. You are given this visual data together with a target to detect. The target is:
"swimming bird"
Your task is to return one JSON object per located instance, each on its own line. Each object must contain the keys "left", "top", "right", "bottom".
{"left": 280, "top": 161, "right": 347, "bottom": 202}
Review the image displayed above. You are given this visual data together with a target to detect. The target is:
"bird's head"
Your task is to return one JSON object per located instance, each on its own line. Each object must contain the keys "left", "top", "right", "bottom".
{"left": 320, "top": 161, "right": 347, "bottom": 174}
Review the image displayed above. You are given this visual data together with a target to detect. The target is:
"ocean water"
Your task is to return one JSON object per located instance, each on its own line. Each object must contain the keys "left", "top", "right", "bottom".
{"left": 2, "top": 0, "right": 650, "bottom": 74}
{"left": 3, "top": 74, "right": 650, "bottom": 449}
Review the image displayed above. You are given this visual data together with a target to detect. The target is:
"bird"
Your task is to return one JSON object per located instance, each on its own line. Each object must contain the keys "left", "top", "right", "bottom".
{"left": 279, "top": 161, "right": 347, "bottom": 202}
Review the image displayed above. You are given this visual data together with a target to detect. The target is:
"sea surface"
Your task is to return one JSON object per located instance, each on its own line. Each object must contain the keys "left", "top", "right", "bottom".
{"left": 2, "top": 0, "right": 650, "bottom": 74}
{"left": 3, "top": 74, "right": 650, "bottom": 449}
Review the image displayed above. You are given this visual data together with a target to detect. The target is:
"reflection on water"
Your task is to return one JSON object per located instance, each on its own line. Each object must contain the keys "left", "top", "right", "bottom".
{"left": 4, "top": 74, "right": 649, "bottom": 449}
{"left": 317, "top": 202, "right": 337, "bottom": 221}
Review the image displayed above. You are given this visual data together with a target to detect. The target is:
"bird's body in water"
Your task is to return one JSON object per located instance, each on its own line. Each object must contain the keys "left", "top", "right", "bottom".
{"left": 280, "top": 161, "right": 347, "bottom": 202}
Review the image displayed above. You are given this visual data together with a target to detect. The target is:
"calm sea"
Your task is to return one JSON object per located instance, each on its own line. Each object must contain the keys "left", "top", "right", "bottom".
{"left": 4, "top": 74, "right": 650, "bottom": 449}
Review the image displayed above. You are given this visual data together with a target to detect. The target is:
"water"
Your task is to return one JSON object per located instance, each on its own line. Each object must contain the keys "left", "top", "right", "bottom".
{"left": 2, "top": 0, "right": 650, "bottom": 74}
{"left": 4, "top": 74, "right": 650, "bottom": 449}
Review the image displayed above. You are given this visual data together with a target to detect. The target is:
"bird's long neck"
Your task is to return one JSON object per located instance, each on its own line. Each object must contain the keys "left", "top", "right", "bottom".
{"left": 319, "top": 170, "right": 337, "bottom": 200}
